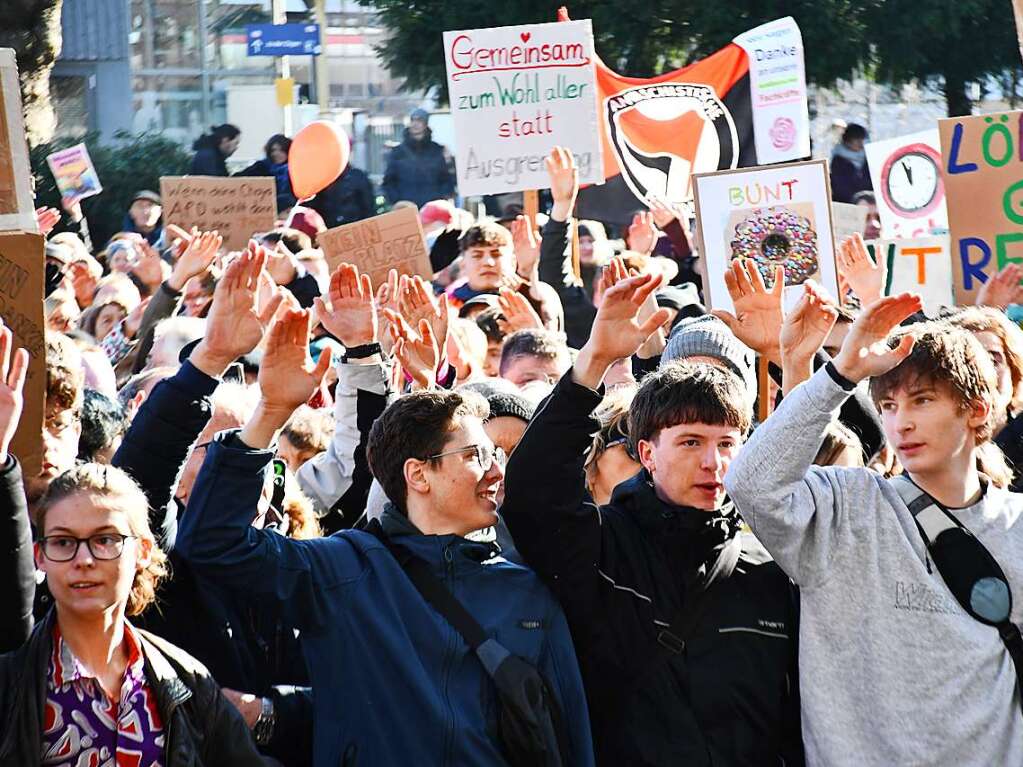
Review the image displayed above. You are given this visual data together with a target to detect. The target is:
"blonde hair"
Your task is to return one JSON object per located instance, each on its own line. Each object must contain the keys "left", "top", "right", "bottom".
{"left": 37, "top": 464, "right": 168, "bottom": 616}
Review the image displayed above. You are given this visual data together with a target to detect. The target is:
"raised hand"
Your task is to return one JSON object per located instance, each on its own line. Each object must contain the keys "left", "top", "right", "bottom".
{"left": 382, "top": 308, "right": 438, "bottom": 390}
{"left": 627, "top": 211, "right": 658, "bottom": 256}
{"left": 258, "top": 308, "right": 333, "bottom": 416}
{"left": 398, "top": 275, "right": 449, "bottom": 361}
{"left": 511, "top": 215, "right": 540, "bottom": 278}
{"left": 575, "top": 273, "right": 671, "bottom": 389}
{"left": 0, "top": 319, "right": 29, "bottom": 462}
{"left": 647, "top": 197, "right": 679, "bottom": 230}
{"left": 35, "top": 206, "right": 60, "bottom": 237}
{"left": 837, "top": 233, "right": 886, "bottom": 307}
{"left": 976, "top": 262, "right": 1023, "bottom": 310}
{"left": 265, "top": 242, "right": 299, "bottom": 286}
{"left": 832, "top": 292, "right": 923, "bottom": 383}
{"left": 711, "top": 259, "right": 785, "bottom": 364}
{"left": 169, "top": 230, "right": 222, "bottom": 292}
{"left": 131, "top": 240, "right": 170, "bottom": 292}
{"left": 544, "top": 146, "right": 578, "bottom": 222}
{"left": 314, "top": 262, "right": 377, "bottom": 347}
{"left": 780, "top": 281, "right": 839, "bottom": 393}
{"left": 592, "top": 256, "right": 629, "bottom": 307}
{"left": 497, "top": 287, "right": 543, "bottom": 333}
{"left": 192, "top": 241, "right": 285, "bottom": 376}
{"left": 122, "top": 296, "right": 152, "bottom": 340}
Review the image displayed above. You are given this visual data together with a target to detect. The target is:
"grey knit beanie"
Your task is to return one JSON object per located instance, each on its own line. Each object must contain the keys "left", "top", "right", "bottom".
{"left": 661, "top": 315, "right": 757, "bottom": 393}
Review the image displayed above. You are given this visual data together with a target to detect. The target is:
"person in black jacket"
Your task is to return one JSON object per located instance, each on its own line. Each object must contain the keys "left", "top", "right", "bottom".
{"left": 381, "top": 109, "right": 454, "bottom": 207}
{"left": 502, "top": 271, "right": 804, "bottom": 766}
{"left": 191, "top": 124, "right": 241, "bottom": 177}
{"left": 307, "top": 164, "right": 377, "bottom": 227}
{"left": 236, "top": 134, "right": 297, "bottom": 212}
{"left": 829, "top": 123, "right": 872, "bottom": 204}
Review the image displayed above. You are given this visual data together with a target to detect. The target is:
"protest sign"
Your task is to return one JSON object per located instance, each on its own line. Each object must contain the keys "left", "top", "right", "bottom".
{"left": 693, "top": 159, "right": 838, "bottom": 313}
{"left": 865, "top": 129, "right": 947, "bottom": 239}
{"left": 443, "top": 20, "right": 602, "bottom": 196}
{"left": 0, "top": 50, "right": 37, "bottom": 233}
{"left": 318, "top": 206, "right": 431, "bottom": 292}
{"left": 46, "top": 143, "right": 102, "bottom": 203}
{"left": 938, "top": 110, "right": 1023, "bottom": 305}
{"left": 832, "top": 202, "right": 868, "bottom": 244}
{"left": 732, "top": 17, "right": 810, "bottom": 165}
{"left": 864, "top": 235, "right": 953, "bottom": 317}
{"left": 160, "top": 177, "right": 276, "bottom": 253}
{"left": 569, "top": 11, "right": 808, "bottom": 226}
{"left": 0, "top": 232, "right": 44, "bottom": 476}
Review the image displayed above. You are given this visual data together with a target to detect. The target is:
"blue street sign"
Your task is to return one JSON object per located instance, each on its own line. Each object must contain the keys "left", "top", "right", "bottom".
{"left": 246, "top": 24, "right": 322, "bottom": 57}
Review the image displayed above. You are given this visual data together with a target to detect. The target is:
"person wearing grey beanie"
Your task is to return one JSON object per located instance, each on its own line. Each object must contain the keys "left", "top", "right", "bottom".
{"left": 661, "top": 314, "right": 757, "bottom": 394}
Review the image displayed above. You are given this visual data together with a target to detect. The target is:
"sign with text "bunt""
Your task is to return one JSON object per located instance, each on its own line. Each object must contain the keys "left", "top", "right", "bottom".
{"left": 443, "top": 20, "right": 602, "bottom": 196}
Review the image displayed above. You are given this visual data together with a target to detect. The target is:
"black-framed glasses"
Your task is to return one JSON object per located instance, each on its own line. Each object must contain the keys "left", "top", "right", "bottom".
{"left": 426, "top": 444, "right": 506, "bottom": 472}
{"left": 38, "top": 533, "right": 136, "bottom": 562}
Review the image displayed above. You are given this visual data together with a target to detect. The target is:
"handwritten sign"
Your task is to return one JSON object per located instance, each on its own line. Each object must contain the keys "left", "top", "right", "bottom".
{"left": 939, "top": 111, "right": 1023, "bottom": 305}
{"left": 443, "top": 20, "right": 602, "bottom": 196}
{"left": 47, "top": 143, "right": 102, "bottom": 203}
{"left": 864, "top": 236, "right": 953, "bottom": 317}
{"left": 160, "top": 176, "right": 277, "bottom": 252}
{"left": 318, "top": 206, "right": 431, "bottom": 293}
{"left": 865, "top": 129, "right": 947, "bottom": 239}
{"left": 692, "top": 159, "right": 838, "bottom": 312}
{"left": 0, "top": 232, "right": 44, "bottom": 475}
{"left": 0, "top": 50, "right": 37, "bottom": 233}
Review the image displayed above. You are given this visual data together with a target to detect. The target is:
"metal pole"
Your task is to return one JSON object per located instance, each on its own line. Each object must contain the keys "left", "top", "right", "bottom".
{"left": 198, "top": 0, "right": 210, "bottom": 128}
{"left": 272, "top": 0, "right": 293, "bottom": 135}
{"left": 314, "top": 0, "right": 329, "bottom": 115}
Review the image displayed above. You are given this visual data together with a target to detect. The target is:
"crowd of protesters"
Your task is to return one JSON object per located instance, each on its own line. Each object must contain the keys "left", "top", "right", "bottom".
{"left": 2, "top": 129, "right": 1023, "bottom": 767}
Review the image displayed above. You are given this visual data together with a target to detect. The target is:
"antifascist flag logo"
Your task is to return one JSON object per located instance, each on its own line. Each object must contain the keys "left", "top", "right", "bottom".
{"left": 605, "top": 82, "right": 739, "bottom": 208}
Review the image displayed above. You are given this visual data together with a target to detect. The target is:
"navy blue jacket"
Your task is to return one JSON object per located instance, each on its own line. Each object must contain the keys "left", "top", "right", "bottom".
{"left": 382, "top": 129, "right": 455, "bottom": 207}
{"left": 176, "top": 431, "right": 595, "bottom": 767}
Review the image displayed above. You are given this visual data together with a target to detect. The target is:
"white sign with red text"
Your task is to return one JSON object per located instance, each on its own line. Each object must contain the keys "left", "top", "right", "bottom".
{"left": 443, "top": 20, "right": 602, "bottom": 196}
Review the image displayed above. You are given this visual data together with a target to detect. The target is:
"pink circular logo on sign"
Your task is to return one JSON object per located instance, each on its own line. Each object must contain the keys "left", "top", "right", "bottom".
{"left": 770, "top": 117, "right": 797, "bottom": 151}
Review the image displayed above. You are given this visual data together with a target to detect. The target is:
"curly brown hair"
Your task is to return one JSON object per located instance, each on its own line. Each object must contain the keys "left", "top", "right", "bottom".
{"left": 37, "top": 464, "right": 168, "bottom": 616}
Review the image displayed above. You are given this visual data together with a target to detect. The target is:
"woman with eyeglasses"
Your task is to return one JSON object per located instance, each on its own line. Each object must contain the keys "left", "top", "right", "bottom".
{"left": 0, "top": 461, "right": 270, "bottom": 765}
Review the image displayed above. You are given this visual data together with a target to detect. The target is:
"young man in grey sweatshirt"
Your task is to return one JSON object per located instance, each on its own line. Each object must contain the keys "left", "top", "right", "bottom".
{"left": 725, "top": 290, "right": 1023, "bottom": 766}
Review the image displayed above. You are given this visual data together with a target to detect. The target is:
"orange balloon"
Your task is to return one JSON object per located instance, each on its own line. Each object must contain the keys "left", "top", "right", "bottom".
{"left": 288, "top": 121, "right": 350, "bottom": 200}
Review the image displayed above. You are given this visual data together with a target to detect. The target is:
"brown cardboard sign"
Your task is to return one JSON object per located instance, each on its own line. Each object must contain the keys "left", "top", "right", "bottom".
{"left": 938, "top": 110, "right": 1023, "bottom": 304}
{"left": 0, "top": 232, "right": 44, "bottom": 476}
{"left": 318, "top": 206, "right": 432, "bottom": 291}
{"left": 0, "top": 50, "right": 39, "bottom": 233}
{"left": 160, "top": 176, "right": 277, "bottom": 252}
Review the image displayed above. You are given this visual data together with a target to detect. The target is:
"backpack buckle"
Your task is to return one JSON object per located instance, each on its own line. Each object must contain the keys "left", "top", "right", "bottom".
{"left": 657, "top": 629, "right": 685, "bottom": 654}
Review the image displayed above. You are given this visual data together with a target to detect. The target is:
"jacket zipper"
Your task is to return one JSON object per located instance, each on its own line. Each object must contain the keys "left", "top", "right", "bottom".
{"left": 441, "top": 546, "right": 456, "bottom": 767}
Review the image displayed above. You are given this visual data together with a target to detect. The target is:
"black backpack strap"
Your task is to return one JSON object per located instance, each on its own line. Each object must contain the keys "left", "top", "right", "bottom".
{"left": 365, "top": 519, "right": 489, "bottom": 649}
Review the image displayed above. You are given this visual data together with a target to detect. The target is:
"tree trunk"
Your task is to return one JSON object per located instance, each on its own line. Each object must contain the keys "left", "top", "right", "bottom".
{"left": 0, "top": 0, "right": 64, "bottom": 147}
{"left": 943, "top": 70, "right": 971, "bottom": 117}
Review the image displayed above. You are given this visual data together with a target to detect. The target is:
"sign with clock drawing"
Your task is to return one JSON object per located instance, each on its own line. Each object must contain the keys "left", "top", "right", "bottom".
{"left": 865, "top": 129, "right": 948, "bottom": 239}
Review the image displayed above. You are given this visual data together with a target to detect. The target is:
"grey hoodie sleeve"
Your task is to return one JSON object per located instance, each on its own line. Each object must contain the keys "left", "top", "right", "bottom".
{"left": 724, "top": 366, "right": 870, "bottom": 588}
{"left": 297, "top": 358, "right": 393, "bottom": 522}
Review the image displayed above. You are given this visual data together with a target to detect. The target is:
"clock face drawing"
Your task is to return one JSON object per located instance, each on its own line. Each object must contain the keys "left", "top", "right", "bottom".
{"left": 879, "top": 142, "right": 943, "bottom": 218}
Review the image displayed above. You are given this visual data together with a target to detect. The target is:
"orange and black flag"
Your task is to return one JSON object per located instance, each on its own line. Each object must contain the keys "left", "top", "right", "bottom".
{"left": 559, "top": 8, "right": 757, "bottom": 225}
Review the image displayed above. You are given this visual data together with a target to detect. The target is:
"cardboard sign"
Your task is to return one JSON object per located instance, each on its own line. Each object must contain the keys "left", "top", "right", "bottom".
{"left": 47, "top": 143, "right": 102, "bottom": 203}
{"left": 864, "top": 235, "right": 953, "bottom": 317}
{"left": 443, "top": 20, "right": 602, "bottom": 196}
{"left": 692, "top": 159, "right": 839, "bottom": 312}
{"left": 938, "top": 110, "right": 1023, "bottom": 305}
{"left": 865, "top": 129, "right": 947, "bottom": 239}
{"left": 318, "top": 206, "right": 431, "bottom": 292}
{"left": 0, "top": 232, "right": 44, "bottom": 476}
{"left": 732, "top": 17, "right": 810, "bottom": 165}
{"left": 831, "top": 201, "right": 868, "bottom": 243}
{"left": 160, "top": 176, "right": 277, "bottom": 252}
{"left": 0, "top": 50, "right": 37, "bottom": 233}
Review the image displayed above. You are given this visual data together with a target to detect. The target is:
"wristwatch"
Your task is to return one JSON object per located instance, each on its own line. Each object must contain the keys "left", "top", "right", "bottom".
{"left": 342, "top": 342, "right": 381, "bottom": 362}
{"left": 253, "top": 695, "right": 276, "bottom": 745}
